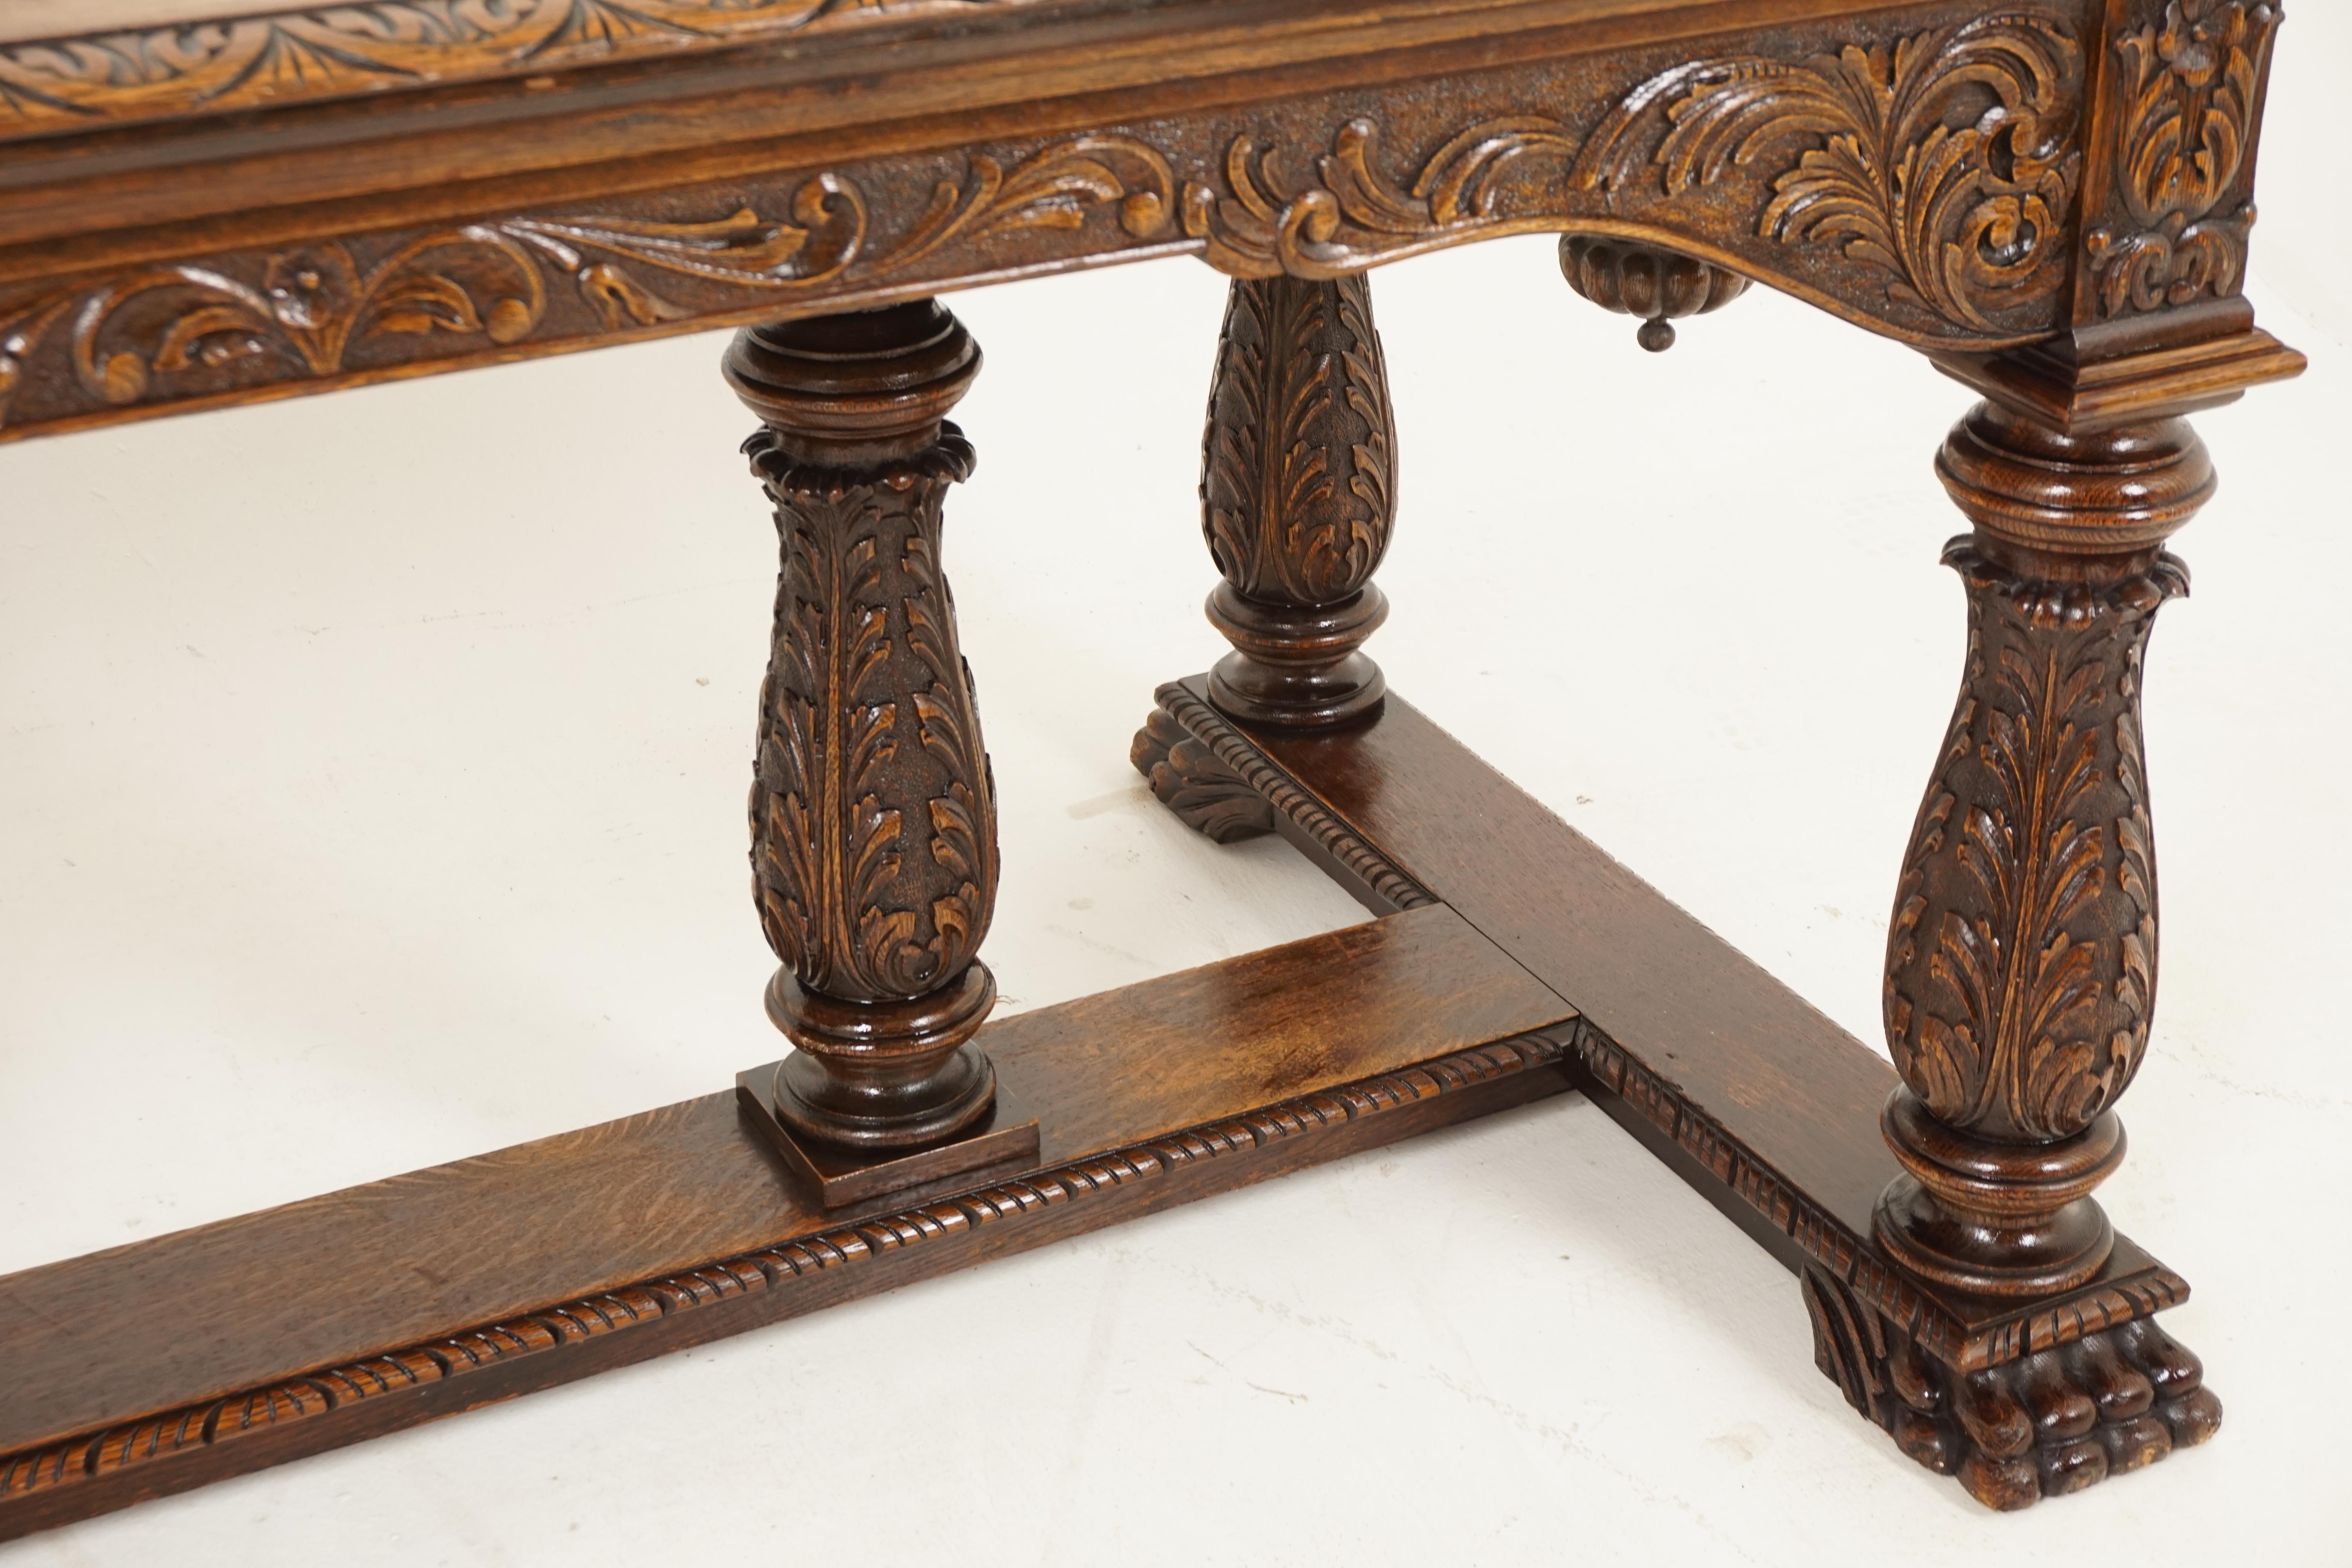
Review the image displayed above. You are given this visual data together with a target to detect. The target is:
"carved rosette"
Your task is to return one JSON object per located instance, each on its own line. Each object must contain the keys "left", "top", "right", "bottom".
{"left": 1199, "top": 272, "right": 1398, "bottom": 728}
{"left": 728, "top": 300, "right": 1002, "bottom": 1151}
{"left": 2085, "top": 1, "right": 2281, "bottom": 318}
{"left": 1804, "top": 1269, "right": 2221, "bottom": 1510}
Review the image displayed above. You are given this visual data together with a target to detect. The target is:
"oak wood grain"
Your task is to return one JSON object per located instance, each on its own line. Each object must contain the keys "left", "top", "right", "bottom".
{"left": 0, "top": 900, "right": 1573, "bottom": 1537}
{"left": 1178, "top": 681, "right": 2192, "bottom": 1371}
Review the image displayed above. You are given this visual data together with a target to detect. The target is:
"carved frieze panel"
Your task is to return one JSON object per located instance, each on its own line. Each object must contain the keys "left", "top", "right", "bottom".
{"left": 1, "top": 9, "right": 2109, "bottom": 441}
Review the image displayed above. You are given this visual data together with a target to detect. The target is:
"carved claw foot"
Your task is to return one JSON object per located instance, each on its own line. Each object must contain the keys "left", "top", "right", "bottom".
{"left": 1804, "top": 1269, "right": 2221, "bottom": 1510}
{"left": 1131, "top": 705, "right": 1276, "bottom": 843}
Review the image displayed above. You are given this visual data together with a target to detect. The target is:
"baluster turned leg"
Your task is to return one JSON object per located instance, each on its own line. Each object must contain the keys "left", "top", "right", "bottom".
{"left": 1818, "top": 401, "right": 2228, "bottom": 1508}
{"left": 1134, "top": 272, "right": 1398, "bottom": 834}
{"left": 726, "top": 300, "right": 1036, "bottom": 1203}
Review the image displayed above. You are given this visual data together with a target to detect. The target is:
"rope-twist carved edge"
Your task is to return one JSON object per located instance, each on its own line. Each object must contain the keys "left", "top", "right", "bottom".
{"left": 1567, "top": 1020, "right": 2188, "bottom": 1373}
{"left": 1150, "top": 683, "right": 1435, "bottom": 911}
{"left": 0, "top": 1029, "right": 1569, "bottom": 1507}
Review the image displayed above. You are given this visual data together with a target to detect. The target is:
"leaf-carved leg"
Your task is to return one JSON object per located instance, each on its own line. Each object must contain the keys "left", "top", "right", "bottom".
{"left": 1879, "top": 401, "right": 2214, "bottom": 1294}
{"left": 726, "top": 300, "right": 1005, "bottom": 1159}
{"left": 1830, "top": 399, "right": 2224, "bottom": 1506}
{"left": 1135, "top": 270, "right": 1397, "bottom": 837}
{"left": 1198, "top": 269, "right": 1398, "bottom": 729}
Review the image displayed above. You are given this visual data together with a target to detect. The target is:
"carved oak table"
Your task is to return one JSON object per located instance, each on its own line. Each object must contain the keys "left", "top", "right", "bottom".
{"left": 0, "top": 0, "right": 2305, "bottom": 1538}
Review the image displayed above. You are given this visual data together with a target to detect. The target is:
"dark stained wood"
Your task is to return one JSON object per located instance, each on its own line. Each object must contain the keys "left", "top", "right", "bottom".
{"left": 0, "top": 0, "right": 2296, "bottom": 444}
{"left": 1821, "top": 393, "right": 2230, "bottom": 1506}
{"left": 0, "top": 0, "right": 2307, "bottom": 1534}
{"left": 1196, "top": 271, "right": 1397, "bottom": 728}
{"left": 1146, "top": 679, "right": 2218, "bottom": 1508}
{"left": 1184, "top": 684, "right": 1899, "bottom": 1243}
{"left": 1803, "top": 1265, "right": 2220, "bottom": 1510}
{"left": 1558, "top": 234, "right": 1749, "bottom": 351}
{"left": 736, "top": 1067, "right": 1044, "bottom": 1209}
{"left": 1179, "top": 681, "right": 2192, "bottom": 1362}
{"left": 0, "top": 901, "right": 1573, "bottom": 1539}
{"left": 1871, "top": 405, "right": 2215, "bottom": 1302}
{"left": 727, "top": 299, "right": 1014, "bottom": 1175}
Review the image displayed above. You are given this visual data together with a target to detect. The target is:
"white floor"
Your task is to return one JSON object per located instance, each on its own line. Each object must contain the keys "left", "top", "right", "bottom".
{"left": 5, "top": 103, "right": 2348, "bottom": 1568}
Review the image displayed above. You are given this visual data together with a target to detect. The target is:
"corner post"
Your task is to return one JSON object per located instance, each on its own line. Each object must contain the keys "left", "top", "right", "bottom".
{"left": 1878, "top": 403, "right": 2212, "bottom": 1301}
{"left": 726, "top": 300, "right": 1036, "bottom": 1201}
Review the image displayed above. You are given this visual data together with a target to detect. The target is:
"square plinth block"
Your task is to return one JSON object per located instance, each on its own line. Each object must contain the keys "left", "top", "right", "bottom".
{"left": 734, "top": 1063, "right": 1043, "bottom": 1208}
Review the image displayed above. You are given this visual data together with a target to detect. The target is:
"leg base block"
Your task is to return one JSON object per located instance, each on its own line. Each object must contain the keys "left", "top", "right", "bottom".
{"left": 736, "top": 1061, "right": 1040, "bottom": 1209}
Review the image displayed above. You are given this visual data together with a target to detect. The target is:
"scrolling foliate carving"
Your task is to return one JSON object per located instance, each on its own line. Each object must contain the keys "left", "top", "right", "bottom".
{"left": 0, "top": 0, "right": 1044, "bottom": 138}
{"left": 747, "top": 427, "right": 997, "bottom": 1002}
{"left": 1184, "top": 116, "right": 1582, "bottom": 279}
{"left": 21, "top": 136, "right": 1179, "bottom": 429}
{"left": 1201, "top": 270, "right": 1395, "bottom": 604}
{"left": 1884, "top": 541, "right": 2184, "bottom": 1143}
{"left": 2085, "top": 1, "right": 2280, "bottom": 318}
{"left": 65, "top": 229, "right": 548, "bottom": 405}
{"left": 1573, "top": 13, "right": 2083, "bottom": 333}
{"left": 516, "top": 138, "right": 1181, "bottom": 328}
{"left": 5, "top": 25, "right": 2111, "bottom": 441}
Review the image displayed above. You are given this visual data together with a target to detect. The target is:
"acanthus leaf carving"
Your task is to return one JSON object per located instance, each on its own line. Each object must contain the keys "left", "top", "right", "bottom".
{"left": 5, "top": 24, "right": 2116, "bottom": 438}
{"left": 1200, "top": 270, "right": 1396, "bottom": 607}
{"left": 1884, "top": 542, "right": 2187, "bottom": 1143}
{"left": 64, "top": 227, "right": 547, "bottom": 406}
{"left": 24, "top": 135, "right": 1180, "bottom": 427}
{"left": 1572, "top": 13, "right": 2083, "bottom": 332}
{"left": 1183, "top": 116, "right": 1581, "bottom": 279}
{"left": 747, "top": 429, "right": 990, "bottom": 1005}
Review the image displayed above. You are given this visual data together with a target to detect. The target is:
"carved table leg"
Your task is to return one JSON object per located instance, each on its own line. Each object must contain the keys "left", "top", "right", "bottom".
{"left": 725, "top": 300, "right": 1038, "bottom": 1205}
{"left": 1819, "top": 400, "right": 2226, "bottom": 1508}
{"left": 1134, "top": 271, "right": 1397, "bottom": 834}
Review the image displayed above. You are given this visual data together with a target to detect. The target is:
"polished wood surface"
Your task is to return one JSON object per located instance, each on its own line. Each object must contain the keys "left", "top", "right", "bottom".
{"left": 1163, "top": 681, "right": 2189, "bottom": 1362}
{"left": 0, "top": 0, "right": 2302, "bottom": 445}
{"left": 1142, "top": 676, "right": 2220, "bottom": 1506}
{"left": 1198, "top": 271, "right": 1396, "bottom": 727}
{"left": 727, "top": 298, "right": 1013, "bottom": 1176}
{"left": 0, "top": 901, "right": 1573, "bottom": 1537}
{"left": 0, "top": 0, "right": 2310, "bottom": 1535}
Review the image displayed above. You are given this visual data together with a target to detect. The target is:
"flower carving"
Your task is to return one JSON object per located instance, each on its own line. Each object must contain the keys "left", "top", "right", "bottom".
{"left": 2086, "top": 0, "right": 2279, "bottom": 317}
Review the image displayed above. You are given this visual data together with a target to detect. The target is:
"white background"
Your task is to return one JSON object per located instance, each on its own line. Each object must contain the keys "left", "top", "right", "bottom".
{"left": 4, "top": 7, "right": 2347, "bottom": 1563}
